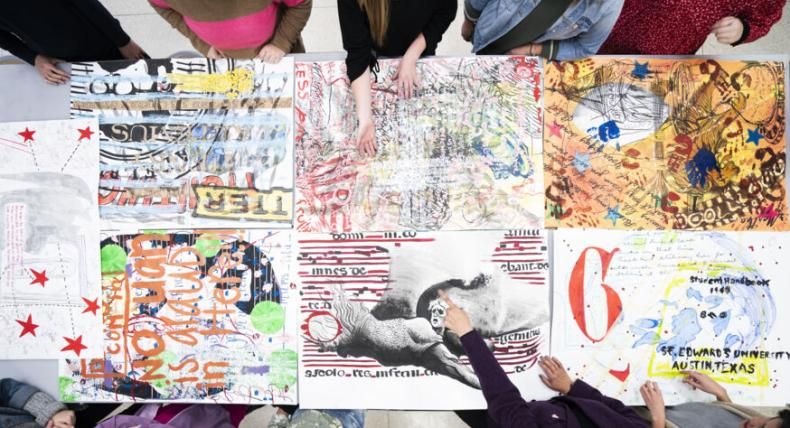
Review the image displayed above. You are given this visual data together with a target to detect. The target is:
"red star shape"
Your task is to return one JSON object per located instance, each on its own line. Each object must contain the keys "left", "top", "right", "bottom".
{"left": 18, "top": 127, "right": 35, "bottom": 143}
{"left": 548, "top": 121, "right": 563, "bottom": 139}
{"left": 16, "top": 314, "right": 39, "bottom": 337}
{"left": 61, "top": 335, "right": 88, "bottom": 356}
{"left": 30, "top": 269, "right": 48, "bottom": 287}
{"left": 82, "top": 297, "right": 100, "bottom": 315}
{"left": 77, "top": 126, "right": 94, "bottom": 141}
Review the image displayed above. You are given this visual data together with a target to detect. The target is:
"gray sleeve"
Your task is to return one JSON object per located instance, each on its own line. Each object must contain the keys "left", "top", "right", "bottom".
{"left": 23, "top": 391, "right": 67, "bottom": 427}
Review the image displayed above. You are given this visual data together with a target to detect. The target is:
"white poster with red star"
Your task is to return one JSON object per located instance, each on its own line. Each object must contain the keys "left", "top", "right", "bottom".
{"left": 0, "top": 119, "right": 102, "bottom": 359}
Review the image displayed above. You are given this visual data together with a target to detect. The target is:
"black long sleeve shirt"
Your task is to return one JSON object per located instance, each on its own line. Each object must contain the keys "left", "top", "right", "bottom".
{"left": 0, "top": 0, "right": 130, "bottom": 65}
{"left": 337, "top": 0, "right": 457, "bottom": 82}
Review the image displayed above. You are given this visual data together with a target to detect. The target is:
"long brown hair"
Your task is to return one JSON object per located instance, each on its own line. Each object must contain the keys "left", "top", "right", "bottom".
{"left": 357, "top": 0, "right": 388, "bottom": 47}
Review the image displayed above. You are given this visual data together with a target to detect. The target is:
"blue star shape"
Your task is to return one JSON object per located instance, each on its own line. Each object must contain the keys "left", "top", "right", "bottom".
{"left": 605, "top": 204, "right": 624, "bottom": 226}
{"left": 573, "top": 151, "right": 591, "bottom": 174}
{"left": 631, "top": 61, "right": 649, "bottom": 80}
{"left": 746, "top": 128, "right": 764, "bottom": 146}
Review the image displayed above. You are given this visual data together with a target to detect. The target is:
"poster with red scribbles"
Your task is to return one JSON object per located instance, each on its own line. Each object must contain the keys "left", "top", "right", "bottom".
{"left": 294, "top": 57, "right": 544, "bottom": 233}
{"left": 296, "top": 229, "right": 552, "bottom": 409}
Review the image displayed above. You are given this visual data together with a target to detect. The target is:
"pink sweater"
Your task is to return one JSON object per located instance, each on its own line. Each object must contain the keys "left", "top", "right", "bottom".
{"left": 149, "top": 0, "right": 311, "bottom": 54}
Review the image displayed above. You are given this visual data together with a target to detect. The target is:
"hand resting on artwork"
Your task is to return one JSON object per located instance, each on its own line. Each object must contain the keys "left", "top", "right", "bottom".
{"left": 0, "top": 378, "right": 76, "bottom": 428}
{"left": 639, "top": 374, "right": 790, "bottom": 428}
{"left": 439, "top": 291, "right": 649, "bottom": 428}
{"left": 310, "top": 288, "right": 481, "bottom": 389}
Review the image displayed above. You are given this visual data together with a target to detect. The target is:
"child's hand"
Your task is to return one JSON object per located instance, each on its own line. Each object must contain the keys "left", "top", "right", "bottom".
{"left": 34, "top": 55, "right": 68, "bottom": 85}
{"left": 711, "top": 16, "right": 744, "bottom": 44}
{"left": 48, "top": 409, "right": 75, "bottom": 428}
{"left": 538, "top": 356, "right": 573, "bottom": 394}
{"left": 258, "top": 44, "right": 286, "bottom": 64}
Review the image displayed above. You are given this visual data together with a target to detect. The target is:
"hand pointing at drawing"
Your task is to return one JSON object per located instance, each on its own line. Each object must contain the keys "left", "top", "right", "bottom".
{"left": 439, "top": 290, "right": 473, "bottom": 336}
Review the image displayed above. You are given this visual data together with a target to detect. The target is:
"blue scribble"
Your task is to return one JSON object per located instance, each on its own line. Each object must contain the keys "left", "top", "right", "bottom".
{"left": 704, "top": 295, "right": 723, "bottom": 308}
{"left": 712, "top": 311, "right": 730, "bottom": 336}
{"left": 633, "top": 318, "right": 660, "bottom": 329}
{"left": 472, "top": 141, "right": 534, "bottom": 179}
{"left": 657, "top": 308, "right": 702, "bottom": 358}
{"left": 685, "top": 147, "right": 720, "bottom": 188}
{"left": 598, "top": 120, "right": 621, "bottom": 143}
{"left": 686, "top": 287, "right": 703, "bottom": 301}
{"left": 633, "top": 331, "right": 661, "bottom": 347}
{"left": 724, "top": 333, "right": 741, "bottom": 349}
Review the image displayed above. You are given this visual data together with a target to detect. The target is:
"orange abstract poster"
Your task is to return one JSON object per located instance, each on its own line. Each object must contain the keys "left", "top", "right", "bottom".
{"left": 544, "top": 58, "right": 787, "bottom": 230}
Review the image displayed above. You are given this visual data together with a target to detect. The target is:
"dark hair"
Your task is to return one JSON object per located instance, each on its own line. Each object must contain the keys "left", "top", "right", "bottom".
{"left": 780, "top": 409, "right": 790, "bottom": 428}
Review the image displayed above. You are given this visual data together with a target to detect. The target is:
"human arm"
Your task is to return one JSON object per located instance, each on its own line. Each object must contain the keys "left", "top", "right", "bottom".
{"left": 441, "top": 291, "right": 538, "bottom": 428}
{"left": 640, "top": 381, "right": 666, "bottom": 428}
{"left": 392, "top": 34, "right": 425, "bottom": 98}
{"left": 351, "top": 69, "right": 376, "bottom": 157}
{"left": 422, "top": 0, "right": 457, "bottom": 54}
{"left": 148, "top": 0, "right": 212, "bottom": 55}
{"left": 566, "top": 377, "right": 650, "bottom": 427}
{"left": 734, "top": 0, "right": 785, "bottom": 44}
{"left": 552, "top": 0, "right": 624, "bottom": 60}
{"left": 0, "top": 378, "right": 71, "bottom": 427}
{"left": 267, "top": 0, "right": 313, "bottom": 54}
{"left": 0, "top": 29, "right": 38, "bottom": 64}
{"left": 681, "top": 371, "right": 731, "bottom": 402}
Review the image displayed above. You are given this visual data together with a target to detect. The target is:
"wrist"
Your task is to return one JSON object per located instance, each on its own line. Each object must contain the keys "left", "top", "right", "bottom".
{"left": 715, "top": 390, "right": 731, "bottom": 402}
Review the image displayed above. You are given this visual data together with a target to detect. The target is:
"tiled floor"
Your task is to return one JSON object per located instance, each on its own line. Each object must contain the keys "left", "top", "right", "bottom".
{"left": 2, "top": 2, "right": 788, "bottom": 427}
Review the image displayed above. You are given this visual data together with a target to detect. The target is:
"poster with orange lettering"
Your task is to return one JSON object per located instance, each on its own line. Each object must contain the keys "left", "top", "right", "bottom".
{"left": 543, "top": 58, "right": 787, "bottom": 231}
{"left": 551, "top": 229, "right": 790, "bottom": 405}
{"left": 59, "top": 230, "right": 298, "bottom": 404}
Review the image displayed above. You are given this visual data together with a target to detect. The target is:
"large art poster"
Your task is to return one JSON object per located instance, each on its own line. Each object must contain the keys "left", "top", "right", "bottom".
{"left": 544, "top": 58, "right": 787, "bottom": 230}
{"left": 296, "top": 230, "right": 551, "bottom": 409}
{"left": 59, "top": 230, "right": 298, "bottom": 404}
{"left": 0, "top": 119, "right": 102, "bottom": 359}
{"left": 70, "top": 58, "right": 295, "bottom": 228}
{"left": 294, "top": 57, "right": 544, "bottom": 233}
{"left": 552, "top": 229, "right": 790, "bottom": 405}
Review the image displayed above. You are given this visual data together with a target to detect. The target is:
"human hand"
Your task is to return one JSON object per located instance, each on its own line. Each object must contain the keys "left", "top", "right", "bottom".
{"left": 538, "top": 356, "right": 573, "bottom": 394}
{"left": 356, "top": 117, "right": 376, "bottom": 157}
{"left": 682, "top": 371, "right": 730, "bottom": 402}
{"left": 711, "top": 17, "right": 744, "bottom": 44}
{"left": 47, "top": 409, "right": 75, "bottom": 428}
{"left": 392, "top": 56, "right": 421, "bottom": 98}
{"left": 119, "top": 40, "right": 147, "bottom": 60}
{"left": 508, "top": 43, "right": 542, "bottom": 56}
{"left": 207, "top": 46, "right": 226, "bottom": 59}
{"left": 438, "top": 290, "right": 474, "bottom": 336}
{"left": 258, "top": 44, "right": 286, "bottom": 64}
{"left": 640, "top": 381, "right": 666, "bottom": 428}
{"left": 461, "top": 18, "right": 475, "bottom": 42}
{"left": 34, "top": 55, "right": 69, "bottom": 85}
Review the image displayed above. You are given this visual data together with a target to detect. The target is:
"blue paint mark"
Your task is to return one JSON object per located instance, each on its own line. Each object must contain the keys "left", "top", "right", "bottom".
{"left": 686, "top": 287, "right": 703, "bottom": 301}
{"left": 633, "top": 318, "right": 660, "bottom": 329}
{"left": 704, "top": 295, "right": 723, "bottom": 308}
{"left": 472, "top": 141, "right": 534, "bottom": 179}
{"left": 685, "top": 147, "right": 720, "bottom": 188}
{"left": 657, "top": 308, "right": 702, "bottom": 358}
{"left": 604, "top": 204, "right": 624, "bottom": 226}
{"left": 724, "top": 333, "right": 741, "bottom": 349}
{"left": 598, "top": 120, "right": 621, "bottom": 143}
{"left": 631, "top": 61, "right": 650, "bottom": 79}
{"left": 573, "top": 151, "right": 591, "bottom": 174}
{"left": 633, "top": 331, "right": 660, "bottom": 347}
{"left": 712, "top": 311, "right": 730, "bottom": 336}
{"left": 746, "top": 128, "right": 764, "bottom": 145}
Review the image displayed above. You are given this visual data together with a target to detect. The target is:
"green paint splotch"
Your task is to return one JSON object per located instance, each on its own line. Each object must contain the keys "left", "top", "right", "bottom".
{"left": 195, "top": 235, "right": 223, "bottom": 257}
{"left": 269, "top": 349, "right": 297, "bottom": 390}
{"left": 101, "top": 244, "right": 127, "bottom": 274}
{"left": 59, "top": 376, "right": 78, "bottom": 402}
{"left": 250, "top": 301, "right": 285, "bottom": 334}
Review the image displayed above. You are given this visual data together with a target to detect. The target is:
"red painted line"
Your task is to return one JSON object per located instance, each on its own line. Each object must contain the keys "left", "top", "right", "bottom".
{"left": 299, "top": 262, "right": 390, "bottom": 266}
{"left": 298, "top": 238, "right": 435, "bottom": 244}
{"left": 302, "top": 279, "right": 390, "bottom": 285}
{"left": 0, "top": 136, "right": 28, "bottom": 147}
{"left": 490, "top": 259, "right": 546, "bottom": 263}
{"left": 297, "top": 256, "right": 391, "bottom": 261}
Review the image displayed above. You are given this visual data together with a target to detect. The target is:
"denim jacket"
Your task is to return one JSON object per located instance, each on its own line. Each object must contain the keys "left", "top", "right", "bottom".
{"left": 465, "top": 0, "right": 624, "bottom": 59}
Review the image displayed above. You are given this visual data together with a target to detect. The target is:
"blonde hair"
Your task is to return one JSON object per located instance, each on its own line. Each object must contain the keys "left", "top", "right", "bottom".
{"left": 357, "top": 0, "right": 388, "bottom": 47}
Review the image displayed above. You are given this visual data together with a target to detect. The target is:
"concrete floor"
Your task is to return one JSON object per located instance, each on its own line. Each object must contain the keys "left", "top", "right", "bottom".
{"left": 2, "top": 1, "right": 788, "bottom": 427}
